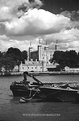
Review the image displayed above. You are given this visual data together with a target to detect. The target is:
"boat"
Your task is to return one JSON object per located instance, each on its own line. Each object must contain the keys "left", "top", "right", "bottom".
{"left": 10, "top": 81, "right": 41, "bottom": 97}
{"left": 38, "top": 86, "right": 79, "bottom": 102}
{"left": 10, "top": 72, "right": 79, "bottom": 102}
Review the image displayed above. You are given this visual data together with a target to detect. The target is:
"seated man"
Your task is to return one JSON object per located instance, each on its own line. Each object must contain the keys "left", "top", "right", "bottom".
{"left": 22, "top": 71, "right": 30, "bottom": 85}
{"left": 22, "top": 71, "right": 43, "bottom": 86}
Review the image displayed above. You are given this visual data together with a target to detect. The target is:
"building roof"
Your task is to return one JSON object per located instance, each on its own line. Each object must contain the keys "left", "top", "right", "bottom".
{"left": 22, "top": 61, "right": 42, "bottom": 66}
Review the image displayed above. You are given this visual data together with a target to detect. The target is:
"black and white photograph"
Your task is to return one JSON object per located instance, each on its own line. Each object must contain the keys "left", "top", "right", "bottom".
{"left": 0, "top": 0, "right": 79, "bottom": 121}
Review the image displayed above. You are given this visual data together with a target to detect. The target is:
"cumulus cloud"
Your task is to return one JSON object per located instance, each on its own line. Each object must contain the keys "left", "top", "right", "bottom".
{"left": 0, "top": 27, "right": 79, "bottom": 52}
{"left": 0, "top": 34, "right": 9, "bottom": 40}
{"left": 44, "top": 28, "right": 79, "bottom": 42}
{"left": 61, "top": 10, "right": 79, "bottom": 29}
{"left": 0, "top": 0, "right": 43, "bottom": 21}
{"left": 0, "top": 38, "right": 29, "bottom": 52}
{"left": 0, "top": 0, "right": 70, "bottom": 37}
{"left": 61, "top": 10, "right": 79, "bottom": 21}
{"left": 1, "top": 0, "right": 43, "bottom": 8}
{"left": 0, "top": 34, "right": 39, "bottom": 51}
{"left": 4, "top": 8, "right": 70, "bottom": 36}
{"left": 43, "top": 28, "right": 79, "bottom": 51}
{"left": 0, "top": 0, "right": 79, "bottom": 52}
{"left": 0, "top": 6, "right": 15, "bottom": 22}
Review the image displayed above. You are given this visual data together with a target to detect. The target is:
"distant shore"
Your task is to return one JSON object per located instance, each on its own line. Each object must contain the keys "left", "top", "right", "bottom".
{"left": 0, "top": 72, "right": 23, "bottom": 76}
{"left": 0, "top": 71, "right": 79, "bottom": 76}
{"left": 29, "top": 71, "right": 79, "bottom": 76}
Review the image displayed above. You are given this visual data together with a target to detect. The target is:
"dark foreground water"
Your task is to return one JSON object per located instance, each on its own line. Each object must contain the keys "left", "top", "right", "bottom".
{"left": 0, "top": 75, "right": 79, "bottom": 121}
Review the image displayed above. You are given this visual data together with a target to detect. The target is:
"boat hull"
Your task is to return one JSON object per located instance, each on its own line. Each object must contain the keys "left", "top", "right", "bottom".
{"left": 10, "top": 82, "right": 79, "bottom": 102}
{"left": 10, "top": 83, "right": 36, "bottom": 97}
{"left": 38, "top": 87, "right": 79, "bottom": 102}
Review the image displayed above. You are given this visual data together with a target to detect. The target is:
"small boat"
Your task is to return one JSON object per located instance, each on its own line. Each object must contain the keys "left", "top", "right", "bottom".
{"left": 10, "top": 72, "right": 79, "bottom": 102}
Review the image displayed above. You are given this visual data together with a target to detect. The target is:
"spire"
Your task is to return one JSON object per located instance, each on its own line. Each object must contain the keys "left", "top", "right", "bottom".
{"left": 39, "top": 38, "right": 42, "bottom": 45}
{"left": 30, "top": 41, "right": 31, "bottom": 47}
{"left": 38, "top": 37, "right": 43, "bottom": 45}
{"left": 55, "top": 40, "right": 58, "bottom": 51}
{"left": 28, "top": 41, "right": 32, "bottom": 61}
{"left": 46, "top": 41, "right": 47, "bottom": 45}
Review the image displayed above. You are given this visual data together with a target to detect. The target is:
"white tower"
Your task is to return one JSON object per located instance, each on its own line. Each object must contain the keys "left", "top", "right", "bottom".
{"left": 55, "top": 40, "right": 58, "bottom": 51}
{"left": 27, "top": 41, "right": 32, "bottom": 61}
{"left": 38, "top": 39, "right": 49, "bottom": 62}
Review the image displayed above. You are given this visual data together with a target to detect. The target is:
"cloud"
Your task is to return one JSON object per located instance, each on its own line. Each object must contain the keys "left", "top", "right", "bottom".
{"left": 0, "top": 35, "right": 11, "bottom": 51}
{"left": 3, "top": 8, "right": 70, "bottom": 36}
{"left": 0, "top": 1, "right": 79, "bottom": 52}
{"left": 43, "top": 28, "right": 79, "bottom": 51}
{"left": 0, "top": 0, "right": 43, "bottom": 22}
{"left": 0, "top": 0, "right": 43, "bottom": 8}
{"left": 61, "top": 10, "right": 79, "bottom": 21}
{"left": 0, "top": 0, "right": 70, "bottom": 36}
{"left": 0, "top": 34, "right": 39, "bottom": 51}
{"left": 0, "top": 38, "right": 29, "bottom": 52}
{"left": 0, "top": 6, "right": 15, "bottom": 22}
{"left": 61, "top": 10, "right": 79, "bottom": 29}
{"left": 0, "top": 27, "right": 79, "bottom": 52}
{"left": 0, "top": 34, "right": 9, "bottom": 40}
{"left": 44, "top": 28, "right": 79, "bottom": 42}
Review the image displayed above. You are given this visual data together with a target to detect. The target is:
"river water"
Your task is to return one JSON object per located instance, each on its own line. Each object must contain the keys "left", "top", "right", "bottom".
{"left": 0, "top": 75, "right": 79, "bottom": 121}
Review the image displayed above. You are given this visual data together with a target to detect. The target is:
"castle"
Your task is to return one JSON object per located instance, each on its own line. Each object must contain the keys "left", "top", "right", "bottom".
{"left": 17, "top": 41, "right": 58, "bottom": 72}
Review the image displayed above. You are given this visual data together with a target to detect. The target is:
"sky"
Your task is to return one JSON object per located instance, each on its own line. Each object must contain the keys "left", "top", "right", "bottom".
{"left": 0, "top": 0, "right": 79, "bottom": 52}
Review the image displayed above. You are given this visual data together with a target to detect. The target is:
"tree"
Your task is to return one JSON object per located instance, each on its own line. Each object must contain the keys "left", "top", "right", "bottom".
{"left": 21, "top": 50, "right": 27, "bottom": 63}
{"left": 6, "top": 47, "right": 22, "bottom": 71}
{"left": 51, "top": 50, "right": 78, "bottom": 69}
{"left": 0, "top": 51, "right": 2, "bottom": 57}
{"left": 0, "top": 51, "right": 4, "bottom": 72}
{"left": 0, "top": 48, "right": 28, "bottom": 73}
{"left": 0, "top": 56, "right": 16, "bottom": 73}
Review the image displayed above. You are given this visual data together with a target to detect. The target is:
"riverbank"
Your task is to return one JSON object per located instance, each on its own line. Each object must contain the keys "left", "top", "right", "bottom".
{"left": 0, "top": 71, "right": 79, "bottom": 76}
{"left": 0, "top": 71, "right": 23, "bottom": 76}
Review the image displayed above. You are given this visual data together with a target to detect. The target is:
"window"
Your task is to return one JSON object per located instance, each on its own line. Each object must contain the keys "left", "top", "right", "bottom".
{"left": 22, "top": 67, "right": 24, "bottom": 69}
{"left": 35, "top": 67, "right": 37, "bottom": 69}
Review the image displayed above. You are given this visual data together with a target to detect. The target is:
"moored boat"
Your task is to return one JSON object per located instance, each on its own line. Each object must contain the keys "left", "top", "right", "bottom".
{"left": 10, "top": 71, "right": 79, "bottom": 102}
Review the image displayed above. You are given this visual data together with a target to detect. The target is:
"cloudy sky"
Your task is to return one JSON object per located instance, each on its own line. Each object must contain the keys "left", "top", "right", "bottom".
{"left": 0, "top": 0, "right": 79, "bottom": 52}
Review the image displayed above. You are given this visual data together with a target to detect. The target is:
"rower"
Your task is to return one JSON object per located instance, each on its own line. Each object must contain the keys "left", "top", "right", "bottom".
{"left": 22, "top": 71, "right": 43, "bottom": 86}
{"left": 22, "top": 71, "right": 30, "bottom": 85}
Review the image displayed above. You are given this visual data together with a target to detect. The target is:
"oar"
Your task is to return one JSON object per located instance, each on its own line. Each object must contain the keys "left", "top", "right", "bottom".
{"left": 32, "top": 75, "right": 43, "bottom": 85}
{"left": 27, "top": 72, "right": 43, "bottom": 86}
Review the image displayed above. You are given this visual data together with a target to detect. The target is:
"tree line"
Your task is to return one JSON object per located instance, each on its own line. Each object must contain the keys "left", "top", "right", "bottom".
{"left": 0, "top": 47, "right": 27, "bottom": 73}
{"left": 50, "top": 50, "right": 79, "bottom": 70}
{"left": 0, "top": 47, "right": 79, "bottom": 73}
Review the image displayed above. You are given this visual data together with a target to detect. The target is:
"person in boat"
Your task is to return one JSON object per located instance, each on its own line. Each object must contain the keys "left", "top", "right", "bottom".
{"left": 20, "top": 71, "right": 43, "bottom": 88}
{"left": 22, "top": 71, "right": 43, "bottom": 86}
{"left": 22, "top": 71, "right": 30, "bottom": 85}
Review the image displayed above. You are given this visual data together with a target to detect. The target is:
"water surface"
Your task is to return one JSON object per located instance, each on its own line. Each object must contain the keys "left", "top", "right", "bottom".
{"left": 0, "top": 75, "right": 79, "bottom": 121}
